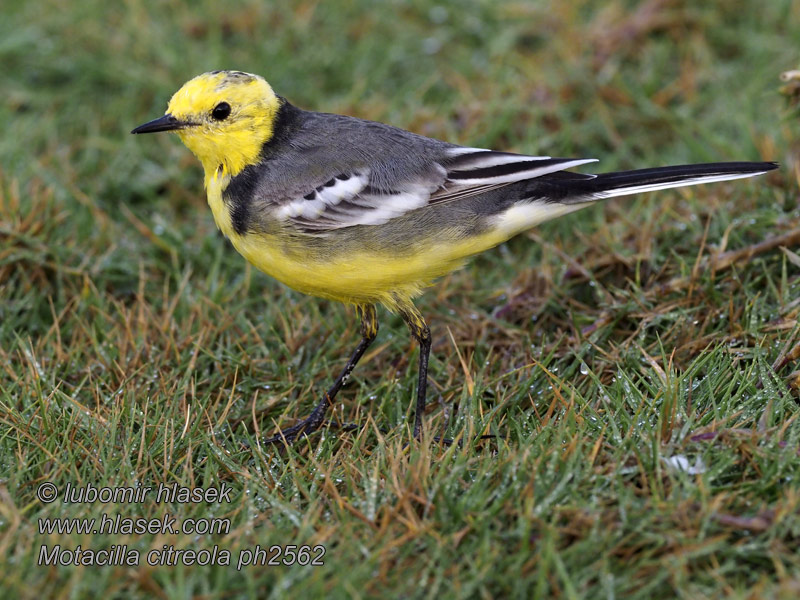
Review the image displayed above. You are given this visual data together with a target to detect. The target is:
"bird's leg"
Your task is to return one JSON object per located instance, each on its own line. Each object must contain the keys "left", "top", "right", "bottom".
{"left": 263, "top": 304, "right": 378, "bottom": 445}
{"left": 398, "top": 303, "right": 431, "bottom": 438}
{"left": 398, "top": 306, "right": 499, "bottom": 447}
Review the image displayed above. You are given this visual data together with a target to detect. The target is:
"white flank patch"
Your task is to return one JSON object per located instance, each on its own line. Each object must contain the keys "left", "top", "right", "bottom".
{"left": 493, "top": 200, "right": 587, "bottom": 236}
{"left": 592, "top": 171, "right": 768, "bottom": 200}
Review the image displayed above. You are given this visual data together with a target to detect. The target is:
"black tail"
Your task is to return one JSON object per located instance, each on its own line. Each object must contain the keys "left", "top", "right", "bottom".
{"left": 542, "top": 161, "right": 778, "bottom": 203}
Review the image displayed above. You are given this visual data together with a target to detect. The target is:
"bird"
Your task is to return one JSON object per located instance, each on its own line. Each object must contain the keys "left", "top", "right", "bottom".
{"left": 131, "top": 70, "right": 777, "bottom": 444}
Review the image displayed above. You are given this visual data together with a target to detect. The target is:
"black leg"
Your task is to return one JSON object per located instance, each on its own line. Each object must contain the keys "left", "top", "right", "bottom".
{"left": 398, "top": 307, "right": 500, "bottom": 447}
{"left": 263, "top": 304, "right": 378, "bottom": 445}
{"left": 398, "top": 303, "right": 431, "bottom": 438}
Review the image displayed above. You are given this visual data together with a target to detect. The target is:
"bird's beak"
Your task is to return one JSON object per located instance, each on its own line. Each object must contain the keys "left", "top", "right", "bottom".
{"left": 131, "top": 114, "right": 196, "bottom": 134}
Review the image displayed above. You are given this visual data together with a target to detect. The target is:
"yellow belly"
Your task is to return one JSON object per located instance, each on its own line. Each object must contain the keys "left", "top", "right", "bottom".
{"left": 205, "top": 173, "right": 506, "bottom": 309}
{"left": 229, "top": 228, "right": 501, "bottom": 307}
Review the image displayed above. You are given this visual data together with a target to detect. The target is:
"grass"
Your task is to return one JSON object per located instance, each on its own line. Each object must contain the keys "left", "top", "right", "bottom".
{"left": 2, "top": 0, "right": 800, "bottom": 597}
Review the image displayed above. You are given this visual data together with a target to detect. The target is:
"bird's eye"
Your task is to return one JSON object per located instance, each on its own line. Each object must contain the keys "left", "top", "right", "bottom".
{"left": 211, "top": 102, "right": 231, "bottom": 121}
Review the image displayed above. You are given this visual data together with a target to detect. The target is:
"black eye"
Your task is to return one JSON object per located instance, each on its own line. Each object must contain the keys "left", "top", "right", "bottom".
{"left": 211, "top": 102, "right": 231, "bottom": 121}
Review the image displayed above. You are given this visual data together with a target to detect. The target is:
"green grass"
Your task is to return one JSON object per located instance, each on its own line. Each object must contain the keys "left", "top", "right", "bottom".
{"left": 2, "top": 0, "right": 800, "bottom": 598}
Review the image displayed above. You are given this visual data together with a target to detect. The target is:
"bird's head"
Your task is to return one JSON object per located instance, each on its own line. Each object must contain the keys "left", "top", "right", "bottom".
{"left": 132, "top": 70, "right": 281, "bottom": 178}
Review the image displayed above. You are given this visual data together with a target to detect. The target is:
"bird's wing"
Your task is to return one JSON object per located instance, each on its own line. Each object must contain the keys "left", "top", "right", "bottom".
{"left": 276, "top": 147, "right": 597, "bottom": 233}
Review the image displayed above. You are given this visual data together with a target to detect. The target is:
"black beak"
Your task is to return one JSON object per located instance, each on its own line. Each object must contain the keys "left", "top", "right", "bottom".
{"left": 131, "top": 114, "right": 195, "bottom": 134}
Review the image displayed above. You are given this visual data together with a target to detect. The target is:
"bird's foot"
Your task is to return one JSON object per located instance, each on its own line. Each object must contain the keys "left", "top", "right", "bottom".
{"left": 262, "top": 405, "right": 363, "bottom": 446}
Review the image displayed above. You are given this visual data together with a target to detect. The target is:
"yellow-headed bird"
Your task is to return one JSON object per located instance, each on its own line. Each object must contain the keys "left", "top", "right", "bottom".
{"left": 132, "top": 70, "right": 777, "bottom": 444}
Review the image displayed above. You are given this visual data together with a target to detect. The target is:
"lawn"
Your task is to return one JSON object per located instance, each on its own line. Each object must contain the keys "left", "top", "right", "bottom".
{"left": 2, "top": 0, "right": 799, "bottom": 598}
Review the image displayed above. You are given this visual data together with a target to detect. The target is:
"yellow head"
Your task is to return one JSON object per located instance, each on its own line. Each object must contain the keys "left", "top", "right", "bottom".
{"left": 132, "top": 71, "right": 281, "bottom": 178}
